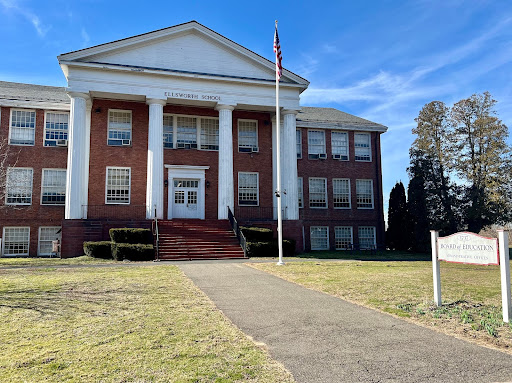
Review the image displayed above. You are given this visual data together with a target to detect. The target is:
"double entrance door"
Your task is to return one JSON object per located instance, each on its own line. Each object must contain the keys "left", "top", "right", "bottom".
{"left": 172, "top": 179, "right": 199, "bottom": 219}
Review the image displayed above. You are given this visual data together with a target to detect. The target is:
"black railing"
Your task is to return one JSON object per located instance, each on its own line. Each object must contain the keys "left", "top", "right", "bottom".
{"left": 152, "top": 207, "right": 160, "bottom": 261}
{"left": 235, "top": 206, "right": 286, "bottom": 221}
{"left": 228, "top": 207, "right": 247, "bottom": 257}
{"left": 83, "top": 205, "right": 147, "bottom": 220}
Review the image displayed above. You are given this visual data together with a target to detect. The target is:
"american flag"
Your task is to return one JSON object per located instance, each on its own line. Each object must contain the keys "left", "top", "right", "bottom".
{"left": 274, "top": 24, "right": 282, "bottom": 81}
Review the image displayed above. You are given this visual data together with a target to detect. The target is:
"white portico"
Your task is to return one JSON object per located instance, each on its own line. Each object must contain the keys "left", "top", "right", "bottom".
{"left": 58, "top": 21, "right": 308, "bottom": 221}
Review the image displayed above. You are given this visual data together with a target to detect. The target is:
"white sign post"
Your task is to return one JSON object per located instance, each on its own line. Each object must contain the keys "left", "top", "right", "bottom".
{"left": 431, "top": 230, "right": 511, "bottom": 323}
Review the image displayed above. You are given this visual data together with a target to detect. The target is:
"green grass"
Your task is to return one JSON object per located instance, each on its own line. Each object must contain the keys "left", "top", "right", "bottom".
{"left": 0, "top": 256, "right": 116, "bottom": 268}
{"left": 250, "top": 259, "right": 512, "bottom": 352}
{"left": 0, "top": 263, "right": 294, "bottom": 382}
{"left": 295, "top": 250, "right": 430, "bottom": 261}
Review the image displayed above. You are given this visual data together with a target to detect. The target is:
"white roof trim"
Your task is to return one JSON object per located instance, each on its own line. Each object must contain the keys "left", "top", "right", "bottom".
{"left": 296, "top": 121, "right": 388, "bottom": 133}
{"left": 165, "top": 165, "right": 210, "bottom": 170}
{"left": 58, "top": 21, "right": 309, "bottom": 88}
{"left": 0, "top": 99, "right": 70, "bottom": 111}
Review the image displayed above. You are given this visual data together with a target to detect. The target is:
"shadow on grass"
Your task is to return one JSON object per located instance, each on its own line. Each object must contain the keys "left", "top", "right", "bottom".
{"left": 295, "top": 250, "right": 431, "bottom": 261}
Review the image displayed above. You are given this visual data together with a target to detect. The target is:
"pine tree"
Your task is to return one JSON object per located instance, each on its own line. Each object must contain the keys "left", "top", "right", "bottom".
{"left": 386, "top": 181, "right": 409, "bottom": 250}
{"left": 406, "top": 170, "right": 430, "bottom": 253}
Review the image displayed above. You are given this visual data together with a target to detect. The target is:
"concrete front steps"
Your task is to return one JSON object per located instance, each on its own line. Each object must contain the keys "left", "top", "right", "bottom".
{"left": 156, "top": 219, "right": 246, "bottom": 260}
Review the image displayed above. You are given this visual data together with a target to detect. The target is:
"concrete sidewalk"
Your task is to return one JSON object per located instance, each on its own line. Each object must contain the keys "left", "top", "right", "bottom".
{"left": 179, "top": 263, "right": 512, "bottom": 383}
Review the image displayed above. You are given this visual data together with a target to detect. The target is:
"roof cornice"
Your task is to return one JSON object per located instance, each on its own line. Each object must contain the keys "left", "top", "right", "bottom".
{"left": 296, "top": 120, "right": 388, "bottom": 133}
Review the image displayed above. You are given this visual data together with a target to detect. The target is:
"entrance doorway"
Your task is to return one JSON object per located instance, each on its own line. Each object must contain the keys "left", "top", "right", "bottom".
{"left": 166, "top": 165, "right": 209, "bottom": 220}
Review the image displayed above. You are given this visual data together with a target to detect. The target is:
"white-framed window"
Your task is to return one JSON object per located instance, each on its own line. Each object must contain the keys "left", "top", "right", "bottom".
{"left": 309, "top": 177, "right": 327, "bottom": 208}
{"left": 163, "top": 114, "right": 219, "bottom": 151}
{"left": 108, "top": 109, "right": 132, "bottom": 146}
{"left": 106, "top": 167, "right": 131, "bottom": 204}
{"left": 335, "top": 226, "right": 353, "bottom": 250}
{"left": 163, "top": 114, "right": 174, "bottom": 148}
{"left": 332, "top": 131, "right": 349, "bottom": 160}
{"left": 310, "top": 226, "right": 329, "bottom": 250}
{"left": 41, "top": 169, "right": 66, "bottom": 205}
{"left": 177, "top": 116, "right": 197, "bottom": 148}
{"left": 238, "top": 172, "right": 259, "bottom": 206}
{"left": 356, "top": 179, "right": 374, "bottom": 209}
{"left": 298, "top": 177, "right": 303, "bottom": 208}
{"left": 2, "top": 227, "right": 30, "bottom": 256}
{"left": 296, "top": 129, "right": 302, "bottom": 159}
{"left": 355, "top": 133, "right": 371, "bottom": 161}
{"left": 9, "top": 109, "right": 36, "bottom": 146}
{"left": 6, "top": 168, "right": 33, "bottom": 205}
{"left": 333, "top": 178, "right": 351, "bottom": 209}
{"left": 308, "top": 130, "right": 326, "bottom": 159}
{"left": 359, "top": 226, "right": 376, "bottom": 250}
{"left": 238, "top": 119, "right": 258, "bottom": 152}
{"left": 44, "top": 112, "right": 69, "bottom": 146}
{"left": 200, "top": 118, "right": 219, "bottom": 150}
{"left": 38, "top": 226, "right": 61, "bottom": 256}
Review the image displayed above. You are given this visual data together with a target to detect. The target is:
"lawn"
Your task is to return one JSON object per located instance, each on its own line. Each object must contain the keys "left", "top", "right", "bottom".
{"left": 0, "top": 256, "right": 115, "bottom": 268}
{"left": 0, "top": 262, "right": 294, "bottom": 382}
{"left": 250, "top": 259, "right": 512, "bottom": 353}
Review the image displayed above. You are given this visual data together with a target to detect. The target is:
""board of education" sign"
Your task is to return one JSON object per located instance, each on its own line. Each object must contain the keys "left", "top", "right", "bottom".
{"left": 437, "top": 232, "right": 499, "bottom": 265}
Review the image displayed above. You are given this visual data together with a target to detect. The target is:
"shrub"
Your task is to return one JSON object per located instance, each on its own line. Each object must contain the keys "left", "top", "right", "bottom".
{"left": 111, "top": 243, "right": 154, "bottom": 261}
{"left": 245, "top": 239, "right": 295, "bottom": 258}
{"left": 83, "top": 241, "right": 113, "bottom": 259}
{"left": 109, "top": 228, "right": 153, "bottom": 244}
{"left": 240, "top": 226, "right": 274, "bottom": 241}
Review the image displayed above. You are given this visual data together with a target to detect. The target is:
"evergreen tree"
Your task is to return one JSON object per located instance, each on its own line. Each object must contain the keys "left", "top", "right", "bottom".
{"left": 386, "top": 181, "right": 409, "bottom": 250}
{"left": 449, "top": 92, "right": 512, "bottom": 232}
{"left": 406, "top": 170, "right": 430, "bottom": 253}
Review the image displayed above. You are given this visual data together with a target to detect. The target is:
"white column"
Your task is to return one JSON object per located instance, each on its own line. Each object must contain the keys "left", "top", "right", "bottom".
{"left": 81, "top": 99, "right": 92, "bottom": 219}
{"left": 216, "top": 104, "right": 235, "bottom": 219}
{"left": 146, "top": 98, "right": 166, "bottom": 219}
{"left": 65, "top": 92, "right": 89, "bottom": 219}
{"left": 431, "top": 230, "right": 442, "bottom": 306}
{"left": 283, "top": 110, "right": 299, "bottom": 220}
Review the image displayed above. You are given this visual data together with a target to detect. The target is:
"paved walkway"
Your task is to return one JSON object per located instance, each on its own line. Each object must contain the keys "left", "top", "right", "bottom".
{"left": 179, "top": 262, "right": 512, "bottom": 383}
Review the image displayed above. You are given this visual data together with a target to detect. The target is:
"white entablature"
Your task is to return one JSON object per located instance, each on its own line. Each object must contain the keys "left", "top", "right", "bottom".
{"left": 58, "top": 21, "right": 309, "bottom": 111}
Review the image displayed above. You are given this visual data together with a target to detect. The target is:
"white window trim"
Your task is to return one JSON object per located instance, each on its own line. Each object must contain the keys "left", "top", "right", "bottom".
{"left": 335, "top": 226, "right": 353, "bottom": 250}
{"left": 2, "top": 226, "right": 30, "bottom": 257}
{"left": 38, "top": 226, "right": 61, "bottom": 256}
{"left": 5, "top": 167, "right": 33, "bottom": 206}
{"left": 237, "top": 119, "right": 259, "bottom": 152}
{"left": 333, "top": 178, "right": 351, "bottom": 209}
{"left": 107, "top": 109, "right": 132, "bottom": 146}
{"left": 355, "top": 132, "right": 372, "bottom": 162}
{"left": 237, "top": 171, "right": 259, "bottom": 206}
{"left": 296, "top": 129, "right": 302, "bottom": 159}
{"left": 9, "top": 108, "right": 36, "bottom": 146}
{"left": 43, "top": 111, "right": 69, "bottom": 147}
{"left": 298, "top": 176, "right": 304, "bottom": 209}
{"left": 163, "top": 113, "right": 220, "bottom": 151}
{"left": 105, "top": 166, "right": 131, "bottom": 205}
{"left": 307, "top": 130, "right": 326, "bottom": 158}
{"left": 40, "top": 168, "right": 67, "bottom": 206}
{"left": 356, "top": 179, "right": 374, "bottom": 209}
{"left": 331, "top": 131, "right": 349, "bottom": 160}
{"left": 310, "top": 226, "right": 329, "bottom": 250}
{"left": 359, "top": 226, "right": 377, "bottom": 249}
{"left": 308, "top": 177, "right": 328, "bottom": 209}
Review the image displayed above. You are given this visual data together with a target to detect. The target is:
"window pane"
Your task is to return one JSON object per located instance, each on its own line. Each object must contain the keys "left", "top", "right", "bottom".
{"left": 200, "top": 118, "right": 219, "bottom": 150}
{"left": 359, "top": 226, "right": 376, "bottom": 249}
{"left": 310, "top": 226, "right": 329, "bottom": 250}
{"left": 10, "top": 110, "right": 35, "bottom": 145}
{"left": 108, "top": 111, "right": 132, "bottom": 146}
{"left": 333, "top": 179, "right": 350, "bottom": 208}
{"left": 238, "top": 120, "right": 258, "bottom": 151}
{"left": 106, "top": 168, "right": 130, "bottom": 204}
{"left": 298, "top": 177, "right": 303, "bottom": 208}
{"left": 177, "top": 116, "right": 197, "bottom": 147}
{"left": 296, "top": 129, "right": 302, "bottom": 158}
{"left": 39, "top": 227, "right": 61, "bottom": 256}
{"left": 355, "top": 133, "right": 371, "bottom": 161}
{"left": 42, "top": 169, "right": 66, "bottom": 205}
{"left": 3, "top": 227, "right": 30, "bottom": 256}
{"left": 238, "top": 172, "right": 258, "bottom": 206}
{"left": 6, "top": 168, "right": 33, "bottom": 205}
{"left": 308, "top": 130, "right": 326, "bottom": 156}
{"left": 309, "top": 178, "right": 327, "bottom": 208}
{"left": 45, "top": 112, "right": 69, "bottom": 146}
{"left": 335, "top": 226, "right": 353, "bottom": 250}
{"left": 332, "top": 132, "right": 348, "bottom": 160}
{"left": 163, "top": 115, "right": 173, "bottom": 148}
{"left": 356, "top": 179, "right": 373, "bottom": 208}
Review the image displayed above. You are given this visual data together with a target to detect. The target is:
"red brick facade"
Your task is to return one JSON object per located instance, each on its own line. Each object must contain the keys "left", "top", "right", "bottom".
{"left": 0, "top": 101, "right": 385, "bottom": 257}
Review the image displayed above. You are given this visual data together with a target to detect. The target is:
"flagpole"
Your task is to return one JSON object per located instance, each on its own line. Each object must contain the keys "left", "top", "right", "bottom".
{"left": 275, "top": 20, "right": 284, "bottom": 266}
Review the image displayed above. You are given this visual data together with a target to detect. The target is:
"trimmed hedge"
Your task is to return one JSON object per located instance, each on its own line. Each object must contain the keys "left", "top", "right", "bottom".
{"left": 111, "top": 243, "right": 154, "bottom": 261}
{"left": 109, "top": 228, "right": 153, "bottom": 244}
{"left": 83, "top": 241, "right": 113, "bottom": 259}
{"left": 245, "top": 239, "right": 296, "bottom": 258}
{"left": 240, "top": 226, "right": 274, "bottom": 241}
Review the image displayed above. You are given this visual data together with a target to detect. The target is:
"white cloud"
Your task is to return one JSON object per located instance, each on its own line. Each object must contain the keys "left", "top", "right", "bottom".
{"left": 0, "top": 0, "right": 51, "bottom": 37}
{"left": 81, "top": 27, "right": 90, "bottom": 48}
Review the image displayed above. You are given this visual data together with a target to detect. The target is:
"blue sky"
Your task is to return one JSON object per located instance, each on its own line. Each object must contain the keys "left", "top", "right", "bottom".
{"left": 1, "top": 0, "right": 511, "bottom": 214}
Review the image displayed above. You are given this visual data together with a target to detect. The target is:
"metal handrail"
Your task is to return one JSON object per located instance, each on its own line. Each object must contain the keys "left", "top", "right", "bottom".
{"left": 228, "top": 207, "right": 247, "bottom": 257}
{"left": 153, "top": 207, "right": 160, "bottom": 261}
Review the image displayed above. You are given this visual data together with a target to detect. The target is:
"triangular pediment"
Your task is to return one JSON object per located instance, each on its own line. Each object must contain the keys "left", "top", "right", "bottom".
{"left": 58, "top": 21, "right": 308, "bottom": 86}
